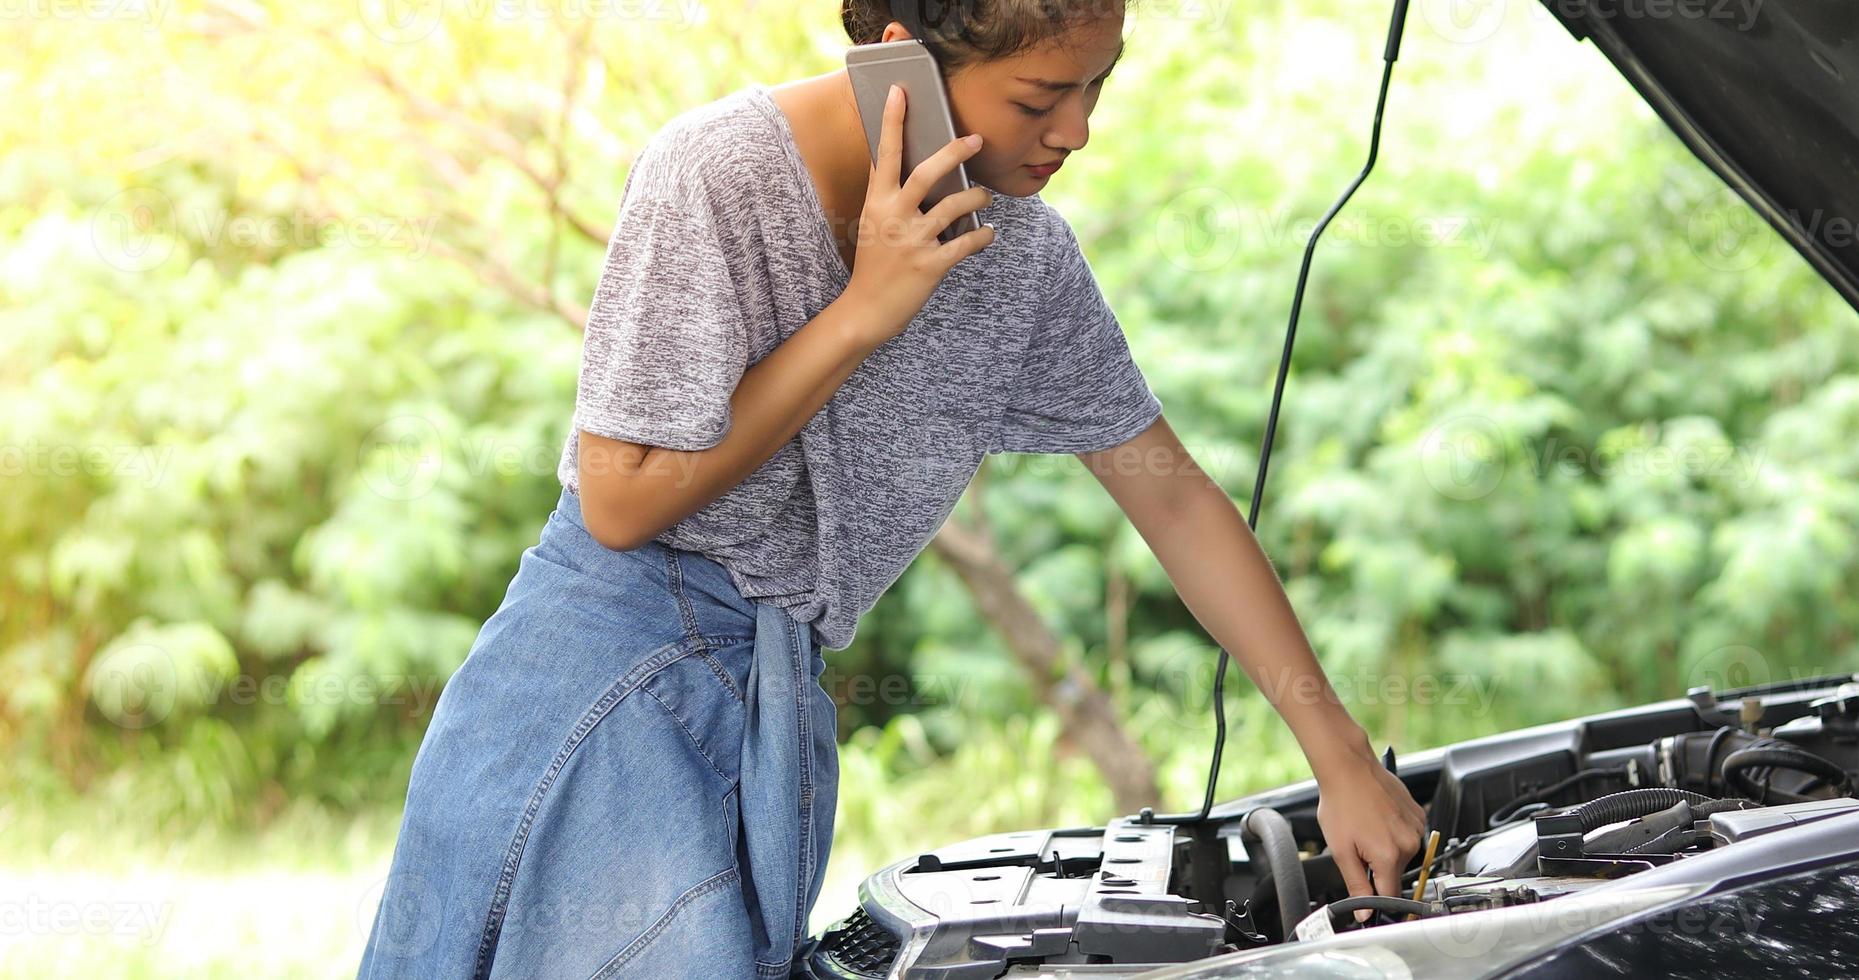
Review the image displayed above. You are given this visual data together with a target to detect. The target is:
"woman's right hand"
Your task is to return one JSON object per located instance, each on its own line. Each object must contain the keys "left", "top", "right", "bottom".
{"left": 844, "top": 83, "right": 997, "bottom": 344}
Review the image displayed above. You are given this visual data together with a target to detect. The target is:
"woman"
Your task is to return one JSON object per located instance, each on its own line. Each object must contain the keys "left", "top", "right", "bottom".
{"left": 358, "top": 1, "right": 1428, "bottom": 977}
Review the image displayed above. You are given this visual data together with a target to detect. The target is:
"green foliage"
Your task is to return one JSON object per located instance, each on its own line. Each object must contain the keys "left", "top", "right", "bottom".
{"left": 5, "top": 0, "right": 1858, "bottom": 906}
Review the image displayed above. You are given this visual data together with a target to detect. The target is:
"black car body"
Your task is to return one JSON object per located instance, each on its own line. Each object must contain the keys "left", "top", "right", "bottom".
{"left": 800, "top": 0, "right": 1859, "bottom": 976}
{"left": 802, "top": 677, "right": 1859, "bottom": 979}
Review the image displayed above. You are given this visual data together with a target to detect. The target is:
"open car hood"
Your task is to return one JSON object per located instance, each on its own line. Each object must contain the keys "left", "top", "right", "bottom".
{"left": 803, "top": 675, "right": 1859, "bottom": 978}
{"left": 1534, "top": 0, "right": 1859, "bottom": 310}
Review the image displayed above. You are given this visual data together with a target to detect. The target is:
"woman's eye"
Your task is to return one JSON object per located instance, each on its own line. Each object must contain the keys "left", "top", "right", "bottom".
{"left": 1014, "top": 102, "right": 1054, "bottom": 118}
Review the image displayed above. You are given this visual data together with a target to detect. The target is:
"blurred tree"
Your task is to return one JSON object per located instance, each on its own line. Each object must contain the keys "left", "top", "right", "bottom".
{"left": 2, "top": 0, "right": 1855, "bottom": 840}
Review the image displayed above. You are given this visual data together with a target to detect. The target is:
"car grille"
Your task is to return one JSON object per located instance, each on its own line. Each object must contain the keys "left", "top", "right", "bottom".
{"left": 820, "top": 906, "right": 901, "bottom": 978}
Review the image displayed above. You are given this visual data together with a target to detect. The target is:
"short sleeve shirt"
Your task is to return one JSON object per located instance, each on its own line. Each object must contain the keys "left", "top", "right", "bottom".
{"left": 557, "top": 82, "right": 1163, "bottom": 652}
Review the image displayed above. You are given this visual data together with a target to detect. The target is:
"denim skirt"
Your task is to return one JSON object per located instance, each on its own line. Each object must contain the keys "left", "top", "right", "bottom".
{"left": 356, "top": 487, "right": 839, "bottom": 979}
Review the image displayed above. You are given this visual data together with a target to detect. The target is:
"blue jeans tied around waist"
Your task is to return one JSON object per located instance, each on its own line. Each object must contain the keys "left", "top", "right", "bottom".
{"left": 357, "top": 488, "right": 839, "bottom": 979}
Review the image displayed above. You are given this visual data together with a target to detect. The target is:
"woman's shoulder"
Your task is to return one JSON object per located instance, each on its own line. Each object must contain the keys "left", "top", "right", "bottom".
{"left": 620, "top": 86, "right": 785, "bottom": 208}
{"left": 987, "top": 193, "right": 1086, "bottom": 270}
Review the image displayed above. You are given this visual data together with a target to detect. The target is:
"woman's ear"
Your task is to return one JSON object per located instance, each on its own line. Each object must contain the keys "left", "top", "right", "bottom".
{"left": 880, "top": 21, "right": 914, "bottom": 43}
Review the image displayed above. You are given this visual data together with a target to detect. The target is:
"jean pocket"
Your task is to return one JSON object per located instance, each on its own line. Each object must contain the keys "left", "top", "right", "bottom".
{"left": 721, "top": 782, "right": 742, "bottom": 870}
{"left": 697, "top": 639, "right": 755, "bottom": 705}
{"left": 639, "top": 645, "right": 748, "bottom": 783}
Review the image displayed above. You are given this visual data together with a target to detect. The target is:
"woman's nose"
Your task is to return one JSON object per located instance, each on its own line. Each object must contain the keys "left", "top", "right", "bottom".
{"left": 1046, "top": 102, "right": 1090, "bottom": 153}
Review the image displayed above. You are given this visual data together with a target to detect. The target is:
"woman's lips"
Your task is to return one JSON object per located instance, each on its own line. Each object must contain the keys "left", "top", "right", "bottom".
{"left": 1024, "top": 160, "right": 1064, "bottom": 177}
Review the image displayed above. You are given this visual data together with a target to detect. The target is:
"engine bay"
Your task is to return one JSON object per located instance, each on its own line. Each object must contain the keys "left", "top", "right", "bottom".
{"left": 1240, "top": 676, "right": 1859, "bottom": 948}
{"left": 807, "top": 675, "right": 1859, "bottom": 978}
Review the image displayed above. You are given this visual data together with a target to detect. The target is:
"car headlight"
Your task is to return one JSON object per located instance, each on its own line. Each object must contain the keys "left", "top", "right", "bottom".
{"left": 1129, "top": 883, "right": 1702, "bottom": 980}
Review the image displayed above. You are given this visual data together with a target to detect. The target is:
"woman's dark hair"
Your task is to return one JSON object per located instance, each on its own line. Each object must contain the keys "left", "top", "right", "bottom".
{"left": 841, "top": 0, "right": 1126, "bottom": 76}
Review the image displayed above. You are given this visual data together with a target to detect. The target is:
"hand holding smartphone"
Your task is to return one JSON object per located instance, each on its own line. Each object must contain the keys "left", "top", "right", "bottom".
{"left": 838, "top": 40, "right": 997, "bottom": 344}
{"left": 846, "top": 39, "right": 987, "bottom": 243}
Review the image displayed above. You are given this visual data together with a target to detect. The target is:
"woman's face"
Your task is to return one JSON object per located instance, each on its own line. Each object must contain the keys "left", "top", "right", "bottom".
{"left": 881, "top": 13, "right": 1127, "bottom": 198}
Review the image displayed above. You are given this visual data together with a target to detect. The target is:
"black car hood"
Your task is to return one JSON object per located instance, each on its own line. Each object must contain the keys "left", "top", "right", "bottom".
{"left": 1534, "top": 0, "right": 1859, "bottom": 310}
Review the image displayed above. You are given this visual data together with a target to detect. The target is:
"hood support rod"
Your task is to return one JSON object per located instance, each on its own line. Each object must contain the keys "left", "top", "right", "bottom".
{"left": 1145, "top": 0, "right": 1413, "bottom": 838}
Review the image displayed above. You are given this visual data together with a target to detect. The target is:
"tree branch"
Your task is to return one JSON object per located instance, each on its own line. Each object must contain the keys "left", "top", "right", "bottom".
{"left": 928, "top": 500, "right": 1161, "bottom": 814}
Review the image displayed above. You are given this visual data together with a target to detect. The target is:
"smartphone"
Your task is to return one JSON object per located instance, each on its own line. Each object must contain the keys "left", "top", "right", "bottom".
{"left": 845, "top": 39, "right": 984, "bottom": 244}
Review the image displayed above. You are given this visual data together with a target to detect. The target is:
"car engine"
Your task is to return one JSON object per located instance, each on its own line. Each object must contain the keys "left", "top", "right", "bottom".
{"left": 804, "top": 676, "right": 1859, "bottom": 979}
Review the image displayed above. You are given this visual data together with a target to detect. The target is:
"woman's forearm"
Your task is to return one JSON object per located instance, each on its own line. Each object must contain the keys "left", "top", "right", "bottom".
{"left": 1115, "top": 452, "right": 1427, "bottom": 896}
{"left": 1143, "top": 483, "right": 1377, "bottom": 776}
{"left": 579, "top": 288, "right": 892, "bottom": 550}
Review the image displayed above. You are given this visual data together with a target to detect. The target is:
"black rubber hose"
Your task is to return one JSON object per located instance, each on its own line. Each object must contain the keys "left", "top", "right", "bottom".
{"left": 1568, "top": 788, "right": 1715, "bottom": 832}
{"left": 1242, "top": 807, "right": 1309, "bottom": 941}
{"left": 1703, "top": 725, "right": 1738, "bottom": 795}
{"left": 1487, "top": 768, "right": 1621, "bottom": 827}
{"left": 1585, "top": 799, "right": 1694, "bottom": 855}
{"left": 1326, "top": 895, "right": 1438, "bottom": 926}
{"left": 1722, "top": 746, "right": 1851, "bottom": 803}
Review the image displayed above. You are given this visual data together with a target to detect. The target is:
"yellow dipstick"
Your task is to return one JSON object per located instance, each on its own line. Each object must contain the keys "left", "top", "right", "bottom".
{"left": 1407, "top": 829, "right": 1443, "bottom": 919}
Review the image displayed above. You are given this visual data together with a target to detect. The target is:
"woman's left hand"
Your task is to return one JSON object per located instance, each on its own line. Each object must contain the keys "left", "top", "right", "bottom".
{"left": 1312, "top": 746, "right": 1429, "bottom": 921}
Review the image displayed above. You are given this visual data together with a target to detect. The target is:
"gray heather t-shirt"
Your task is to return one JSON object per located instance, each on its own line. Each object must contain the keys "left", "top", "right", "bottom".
{"left": 556, "top": 81, "right": 1163, "bottom": 652}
